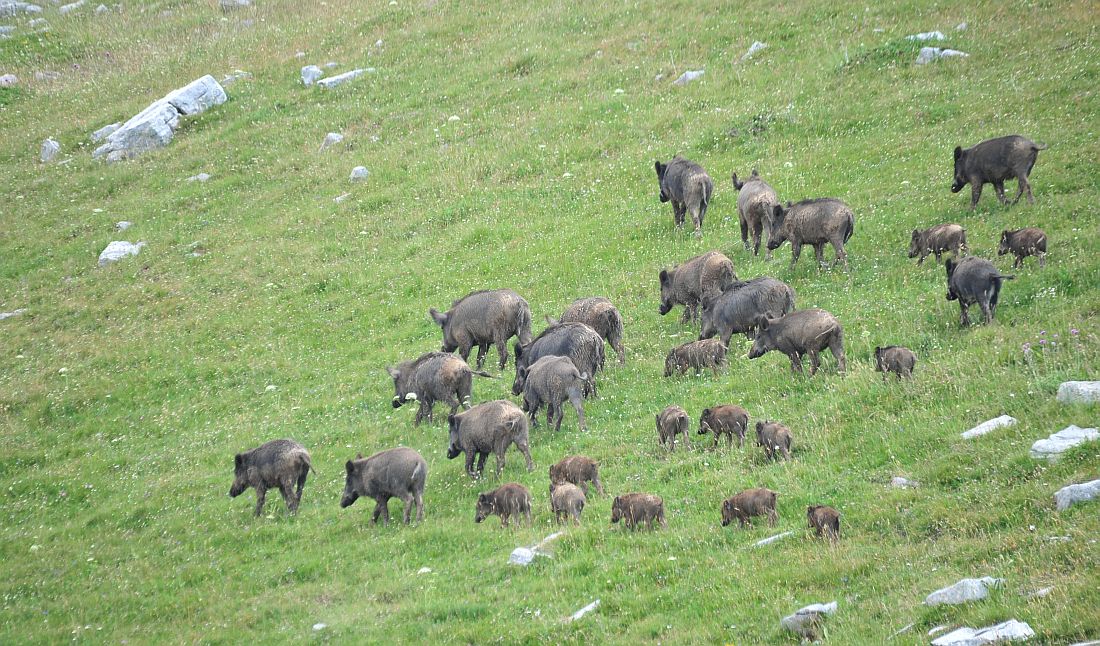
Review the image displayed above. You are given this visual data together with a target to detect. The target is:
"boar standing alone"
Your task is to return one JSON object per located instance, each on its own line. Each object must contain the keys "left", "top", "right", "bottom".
{"left": 945, "top": 257, "right": 1015, "bottom": 326}
{"left": 656, "top": 405, "right": 692, "bottom": 451}
{"left": 611, "top": 493, "right": 667, "bottom": 530}
{"left": 475, "top": 482, "right": 532, "bottom": 527}
{"left": 721, "top": 488, "right": 778, "bottom": 528}
{"left": 874, "top": 346, "right": 917, "bottom": 381}
{"left": 429, "top": 289, "right": 533, "bottom": 370}
{"left": 807, "top": 505, "right": 841, "bottom": 541}
{"left": 388, "top": 351, "right": 493, "bottom": 426}
{"left": 549, "top": 455, "right": 605, "bottom": 496}
{"left": 755, "top": 421, "right": 792, "bottom": 461}
{"left": 767, "top": 198, "right": 855, "bottom": 269}
{"left": 520, "top": 355, "right": 587, "bottom": 432}
{"left": 664, "top": 338, "right": 728, "bottom": 377}
{"left": 698, "top": 405, "right": 750, "bottom": 449}
{"left": 748, "top": 308, "right": 846, "bottom": 376}
{"left": 229, "top": 438, "right": 315, "bottom": 516}
{"left": 699, "top": 277, "right": 796, "bottom": 346}
{"left": 340, "top": 447, "right": 427, "bottom": 525}
{"left": 732, "top": 169, "right": 781, "bottom": 257}
{"left": 513, "top": 322, "right": 604, "bottom": 398}
{"left": 552, "top": 297, "right": 626, "bottom": 364}
{"left": 447, "top": 400, "right": 535, "bottom": 478}
{"left": 909, "top": 224, "right": 967, "bottom": 265}
{"left": 951, "top": 135, "right": 1047, "bottom": 210}
{"left": 550, "top": 482, "right": 586, "bottom": 525}
{"left": 659, "top": 251, "right": 737, "bottom": 325}
{"left": 998, "top": 227, "right": 1047, "bottom": 268}
{"left": 655, "top": 156, "right": 713, "bottom": 237}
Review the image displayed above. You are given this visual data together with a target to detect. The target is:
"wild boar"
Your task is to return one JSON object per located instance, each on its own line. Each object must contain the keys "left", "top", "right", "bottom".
{"left": 521, "top": 355, "right": 587, "bottom": 432}
{"left": 655, "top": 156, "right": 714, "bottom": 237}
{"left": 656, "top": 405, "right": 692, "bottom": 451}
{"left": 998, "top": 227, "right": 1047, "bottom": 268}
{"left": 664, "top": 338, "right": 727, "bottom": 377}
{"left": 732, "top": 169, "right": 781, "bottom": 257}
{"left": 340, "top": 447, "right": 427, "bottom": 525}
{"left": 513, "top": 322, "right": 604, "bottom": 398}
{"left": 748, "top": 309, "right": 846, "bottom": 376}
{"left": 388, "top": 351, "right": 493, "bottom": 426}
{"left": 874, "top": 345, "right": 917, "bottom": 381}
{"left": 721, "top": 488, "right": 778, "bottom": 528}
{"left": 951, "top": 135, "right": 1047, "bottom": 209}
{"left": 699, "top": 277, "right": 796, "bottom": 347}
{"left": 767, "top": 199, "right": 855, "bottom": 269}
{"left": 659, "top": 251, "right": 738, "bottom": 325}
{"left": 553, "top": 297, "right": 626, "bottom": 364}
{"left": 447, "top": 400, "right": 535, "bottom": 478}
{"left": 550, "top": 482, "right": 586, "bottom": 525}
{"left": 429, "top": 289, "right": 533, "bottom": 370}
{"left": 229, "top": 439, "right": 315, "bottom": 516}
{"left": 807, "top": 505, "right": 840, "bottom": 541}
{"left": 698, "top": 405, "right": 750, "bottom": 448}
{"left": 945, "top": 257, "right": 1015, "bottom": 326}
{"left": 909, "top": 224, "right": 967, "bottom": 265}
{"left": 475, "top": 482, "right": 532, "bottom": 527}
{"left": 549, "top": 455, "right": 605, "bottom": 496}
{"left": 611, "top": 492, "right": 667, "bottom": 530}
{"left": 755, "top": 421, "right": 792, "bottom": 461}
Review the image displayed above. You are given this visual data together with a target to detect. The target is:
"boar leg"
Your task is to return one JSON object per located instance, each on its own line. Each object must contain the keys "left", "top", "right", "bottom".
{"left": 1038, "top": 252, "right": 1045, "bottom": 268}
{"left": 413, "top": 490, "right": 424, "bottom": 523}
{"left": 993, "top": 181, "right": 1008, "bottom": 205}
{"left": 740, "top": 215, "right": 750, "bottom": 251}
{"left": 829, "top": 338, "right": 846, "bottom": 374}
{"left": 476, "top": 451, "right": 489, "bottom": 477}
{"left": 789, "top": 242, "right": 803, "bottom": 269}
{"left": 752, "top": 221, "right": 764, "bottom": 256}
{"left": 1014, "top": 254, "right": 1023, "bottom": 269}
{"left": 414, "top": 399, "right": 431, "bottom": 426}
{"left": 978, "top": 296, "right": 994, "bottom": 325}
{"left": 493, "top": 336, "right": 510, "bottom": 371}
{"left": 767, "top": 508, "right": 778, "bottom": 527}
{"left": 399, "top": 492, "right": 414, "bottom": 524}
{"left": 473, "top": 343, "right": 489, "bottom": 370}
{"left": 969, "top": 182, "right": 982, "bottom": 210}
{"left": 1018, "top": 174, "right": 1034, "bottom": 204}
{"left": 518, "top": 440, "right": 534, "bottom": 473}
{"left": 959, "top": 301, "right": 972, "bottom": 327}
{"left": 568, "top": 390, "right": 587, "bottom": 431}
{"left": 463, "top": 450, "right": 477, "bottom": 478}
{"left": 787, "top": 352, "right": 804, "bottom": 375}
{"left": 813, "top": 243, "right": 826, "bottom": 267}
{"left": 253, "top": 487, "right": 267, "bottom": 517}
{"left": 918, "top": 250, "right": 928, "bottom": 266}
{"left": 371, "top": 499, "right": 386, "bottom": 525}
{"left": 672, "top": 201, "right": 686, "bottom": 228}
{"left": 278, "top": 478, "right": 297, "bottom": 513}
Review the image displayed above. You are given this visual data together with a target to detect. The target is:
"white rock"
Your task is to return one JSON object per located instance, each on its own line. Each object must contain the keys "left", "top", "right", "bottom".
{"left": 34, "top": 70, "right": 60, "bottom": 81}
{"left": 319, "top": 132, "right": 344, "bottom": 151}
{"left": 929, "top": 625, "right": 950, "bottom": 636}
{"left": 930, "top": 619, "right": 1035, "bottom": 645}
{"left": 349, "top": 166, "right": 369, "bottom": 181}
{"left": 187, "top": 172, "right": 211, "bottom": 182}
{"left": 1069, "top": 642, "right": 1100, "bottom": 646}
{"left": 94, "top": 3, "right": 106, "bottom": 13}
{"left": 673, "top": 69, "right": 704, "bottom": 85}
{"left": 740, "top": 40, "right": 767, "bottom": 61}
{"left": 416, "top": 567, "right": 431, "bottom": 574}
{"left": 1057, "top": 381, "right": 1100, "bottom": 404}
{"left": 1026, "top": 586, "right": 1054, "bottom": 599}
{"left": 956, "top": 22, "right": 968, "bottom": 31}
{"left": 0, "top": 2, "right": 43, "bottom": 16}
{"left": 924, "top": 577, "right": 1004, "bottom": 606}
{"left": 752, "top": 531, "right": 794, "bottom": 547}
{"left": 961, "top": 415, "right": 1016, "bottom": 439}
{"left": 333, "top": 192, "right": 350, "bottom": 203}
{"left": 27, "top": 17, "right": 45, "bottom": 27}
{"left": 163, "top": 75, "right": 227, "bottom": 116}
{"left": 447, "top": 115, "right": 460, "bottom": 122}
{"left": 300, "top": 65, "right": 323, "bottom": 86}
{"left": 0, "top": 308, "right": 27, "bottom": 320}
{"left": 115, "top": 221, "right": 131, "bottom": 231}
{"left": 891, "top": 476, "right": 919, "bottom": 488}
{"left": 90, "top": 122, "right": 120, "bottom": 142}
{"left": 907, "top": 30, "right": 946, "bottom": 41}
{"left": 1054, "top": 479, "right": 1100, "bottom": 511}
{"left": 323, "top": 61, "right": 339, "bottom": 69}
{"left": 916, "top": 47, "right": 969, "bottom": 65}
{"left": 317, "top": 68, "right": 366, "bottom": 88}
{"left": 294, "top": 51, "right": 306, "bottom": 58}
{"left": 97, "top": 240, "right": 145, "bottom": 266}
{"left": 311, "top": 623, "right": 326, "bottom": 631}
{"left": 1030, "top": 425, "right": 1099, "bottom": 461}
{"left": 221, "top": 70, "right": 251, "bottom": 85}
{"left": 0, "top": 73, "right": 17, "bottom": 87}
{"left": 568, "top": 599, "right": 600, "bottom": 622}
{"left": 781, "top": 601, "right": 837, "bottom": 639}
{"left": 40, "top": 137, "right": 60, "bottom": 162}
{"left": 58, "top": 0, "right": 83, "bottom": 14}
{"left": 265, "top": 384, "right": 276, "bottom": 392}
{"left": 509, "top": 531, "right": 564, "bottom": 566}
{"left": 220, "top": 0, "right": 250, "bottom": 8}
{"left": 0, "top": 25, "right": 14, "bottom": 37}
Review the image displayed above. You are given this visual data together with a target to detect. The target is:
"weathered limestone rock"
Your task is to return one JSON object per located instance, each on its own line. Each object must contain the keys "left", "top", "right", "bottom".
{"left": 916, "top": 47, "right": 969, "bottom": 65}
{"left": 58, "top": 0, "right": 84, "bottom": 15}
{"left": 930, "top": 620, "right": 1034, "bottom": 645}
{"left": 0, "top": 73, "right": 16, "bottom": 87}
{"left": 0, "top": 2, "right": 43, "bottom": 17}
{"left": 40, "top": 137, "right": 60, "bottom": 162}
{"left": 97, "top": 240, "right": 145, "bottom": 266}
{"left": 673, "top": 69, "right": 704, "bottom": 85}
{"left": 1057, "top": 381, "right": 1100, "bottom": 404}
{"left": 961, "top": 415, "right": 1016, "bottom": 439}
{"left": 300, "top": 65, "right": 322, "bottom": 85}
{"left": 1054, "top": 479, "right": 1100, "bottom": 512}
{"left": 90, "top": 122, "right": 120, "bottom": 142}
{"left": 1030, "top": 425, "right": 1099, "bottom": 461}
{"left": 781, "top": 601, "right": 837, "bottom": 640}
{"left": 317, "top": 68, "right": 366, "bottom": 88}
{"left": 349, "top": 166, "right": 369, "bottom": 181}
{"left": 319, "top": 132, "right": 343, "bottom": 151}
{"left": 925, "top": 577, "right": 1004, "bottom": 606}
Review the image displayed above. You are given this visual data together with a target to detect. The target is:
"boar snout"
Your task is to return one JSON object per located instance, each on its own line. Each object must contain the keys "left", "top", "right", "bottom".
{"left": 229, "top": 481, "right": 245, "bottom": 498}
{"left": 339, "top": 491, "right": 358, "bottom": 508}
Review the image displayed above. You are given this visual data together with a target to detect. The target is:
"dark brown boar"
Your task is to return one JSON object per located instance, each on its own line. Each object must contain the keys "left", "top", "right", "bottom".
{"left": 447, "top": 400, "right": 534, "bottom": 478}
{"left": 664, "top": 338, "right": 727, "bottom": 377}
{"left": 549, "top": 455, "right": 605, "bottom": 496}
{"left": 387, "top": 351, "right": 493, "bottom": 426}
{"left": 755, "top": 421, "right": 792, "bottom": 461}
{"left": 475, "top": 482, "right": 532, "bottom": 527}
{"left": 721, "top": 488, "right": 778, "bottom": 528}
{"left": 748, "top": 309, "right": 846, "bottom": 376}
{"left": 952, "top": 135, "right": 1047, "bottom": 210}
{"left": 699, "top": 277, "right": 796, "bottom": 347}
{"left": 656, "top": 405, "right": 692, "bottom": 451}
{"left": 550, "top": 482, "right": 586, "bottom": 525}
{"left": 655, "top": 156, "right": 714, "bottom": 237}
{"left": 229, "top": 439, "right": 315, "bottom": 516}
{"left": 874, "top": 346, "right": 917, "bottom": 381}
{"left": 945, "top": 257, "right": 1015, "bottom": 326}
{"left": 553, "top": 297, "right": 626, "bottom": 364}
{"left": 611, "top": 493, "right": 667, "bottom": 530}
{"left": 807, "top": 505, "right": 840, "bottom": 541}
{"left": 513, "top": 322, "right": 604, "bottom": 398}
{"left": 699, "top": 405, "right": 750, "bottom": 448}
{"left": 659, "top": 251, "right": 738, "bottom": 325}
{"left": 340, "top": 447, "right": 427, "bottom": 525}
{"left": 998, "top": 227, "right": 1047, "bottom": 268}
{"left": 909, "top": 224, "right": 967, "bottom": 265}
{"left": 429, "top": 289, "right": 533, "bottom": 370}
{"left": 768, "top": 198, "right": 855, "bottom": 269}
{"left": 732, "top": 169, "right": 781, "bottom": 257}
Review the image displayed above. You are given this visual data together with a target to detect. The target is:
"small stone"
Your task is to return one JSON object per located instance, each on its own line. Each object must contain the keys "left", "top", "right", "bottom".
{"left": 97, "top": 240, "right": 145, "bottom": 266}
{"left": 58, "top": 367, "right": 68, "bottom": 374}
{"left": 924, "top": 577, "right": 1004, "bottom": 606}
{"left": 1026, "top": 586, "right": 1054, "bottom": 599}
{"left": 567, "top": 599, "right": 600, "bottom": 622}
{"left": 956, "top": 21, "right": 968, "bottom": 31}
{"left": 29, "top": 544, "right": 40, "bottom": 551}
{"left": 961, "top": 415, "right": 1016, "bottom": 439}
{"left": 907, "top": 30, "right": 946, "bottom": 41}
{"left": 1054, "top": 479, "right": 1100, "bottom": 511}
{"left": 781, "top": 601, "right": 837, "bottom": 640}
{"left": 0, "top": 25, "right": 15, "bottom": 38}
{"left": 417, "top": 567, "right": 431, "bottom": 574}
{"left": 930, "top": 619, "right": 1035, "bottom": 645}
{"left": 613, "top": 88, "right": 624, "bottom": 94}
{"left": 319, "top": 132, "right": 344, "bottom": 152}
{"left": 916, "top": 47, "right": 969, "bottom": 65}
{"left": 40, "top": 138, "right": 60, "bottom": 163}
{"left": 300, "top": 65, "right": 323, "bottom": 86}
{"left": 186, "top": 172, "right": 211, "bottom": 182}
{"left": 58, "top": 0, "right": 85, "bottom": 15}
{"left": 752, "top": 531, "right": 794, "bottom": 547}
{"left": 0, "top": 73, "right": 18, "bottom": 87}
{"left": 333, "top": 192, "right": 350, "bottom": 203}
{"left": 0, "top": 308, "right": 27, "bottom": 320}
{"left": 324, "top": 61, "right": 339, "bottom": 69}
{"left": 312, "top": 623, "right": 326, "bottom": 631}
{"left": 740, "top": 40, "right": 767, "bottom": 62}
{"left": 115, "top": 221, "right": 132, "bottom": 231}
{"left": 891, "top": 476, "right": 919, "bottom": 488}
{"left": 34, "top": 70, "right": 61, "bottom": 81}
{"left": 265, "top": 384, "right": 276, "bottom": 392}
{"left": 448, "top": 115, "right": 460, "bottom": 122}
{"left": 349, "top": 166, "right": 369, "bottom": 181}
{"left": 28, "top": 18, "right": 47, "bottom": 28}
{"left": 90, "top": 122, "right": 121, "bottom": 143}
{"left": 220, "top": 0, "right": 250, "bottom": 8}
{"left": 1030, "top": 425, "right": 1099, "bottom": 461}
{"left": 94, "top": 3, "right": 107, "bottom": 13}
{"left": 317, "top": 68, "right": 366, "bottom": 88}
{"left": 673, "top": 69, "right": 704, "bottom": 85}
{"left": 221, "top": 69, "right": 251, "bottom": 85}
{"left": 1057, "top": 381, "right": 1100, "bottom": 404}
{"left": 294, "top": 51, "right": 306, "bottom": 59}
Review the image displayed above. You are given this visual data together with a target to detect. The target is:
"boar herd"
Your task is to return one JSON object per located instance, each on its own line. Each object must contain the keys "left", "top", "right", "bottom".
{"left": 228, "top": 134, "right": 1049, "bottom": 543}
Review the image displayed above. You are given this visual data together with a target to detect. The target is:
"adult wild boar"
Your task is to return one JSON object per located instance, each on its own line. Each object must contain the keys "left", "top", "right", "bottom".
{"left": 945, "top": 257, "right": 1015, "bottom": 326}
{"left": 656, "top": 405, "right": 692, "bottom": 451}
{"left": 229, "top": 439, "right": 315, "bottom": 516}
{"left": 767, "top": 199, "right": 855, "bottom": 269}
{"left": 549, "top": 455, "right": 605, "bottom": 496}
{"left": 748, "top": 309, "right": 846, "bottom": 376}
{"left": 720, "top": 488, "right": 778, "bottom": 528}
{"left": 951, "top": 135, "right": 1047, "bottom": 209}
{"left": 755, "top": 421, "right": 792, "bottom": 461}
{"left": 552, "top": 297, "right": 626, "bottom": 364}
{"left": 550, "top": 482, "right": 586, "bottom": 525}
{"left": 611, "top": 493, "right": 667, "bottom": 530}
{"left": 699, "top": 277, "right": 796, "bottom": 346}
{"left": 340, "top": 447, "right": 427, "bottom": 525}
{"left": 659, "top": 251, "right": 737, "bottom": 325}
{"left": 664, "top": 338, "right": 727, "bottom": 377}
{"left": 732, "top": 169, "right": 781, "bottom": 257}
{"left": 654, "top": 156, "right": 713, "bottom": 237}
{"left": 521, "top": 355, "right": 587, "bottom": 432}
{"left": 388, "top": 351, "right": 493, "bottom": 426}
{"left": 998, "top": 227, "right": 1047, "bottom": 268}
{"left": 807, "top": 505, "right": 840, "bottom": 541}
{"left": 909, "top": 224, "right": 967, "bottom": 265}
{"left": 874, "top": 346, "right": 917, "bottom": 381}
{"left": 429, "top": 289, "right": 533, "bottom": 370}
{"left": 513, "top": 322, "right": 604, "bottom": 398}
{"left": 447, "top": 400, "right": 535, "bottom": 478}
{"left": 698, "top": 405, "right": 750, "bottom": 448}
{"left": 475, "top": 482, "right": 532, "bottom": 527}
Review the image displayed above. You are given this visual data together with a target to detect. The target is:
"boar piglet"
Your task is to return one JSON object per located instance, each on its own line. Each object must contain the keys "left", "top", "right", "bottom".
{"left": 654, "top": 156, "right": 713, "bottom": 237}
{"left": 768, "top": 198, "right": 855, "bottom": 269}
{"left": 513, "top": 322, "right": 604, "bottom": 398}
{"left": 755, "top": 421, "right": 792, "bottom": 461}
{"left": 807, "top": 505, "right": 841, "bottom": 541}
{"left": 656, "top": 405, "right": 692, "bottom": 451}
{"left": 550, "top": 482, "right": 586, "bottom": 526}
{"left": 721, "top": 488, "right": 778, "bottom": 528}
{"left": 448, "top": 400, "right": 534, "bottom": 478}
{"left": 230, "top": 439, "right": 315, "bottom": 516}
{"left": 429, "top": 288, "right": 533, "bottom": 370}
{"left": 611, "top": 493, "right": 667, "bottom": 530}
{"left": 748, "top": 309, "right": 846, "bottom": 376}
{"left": 952, "top": 135, "right": 1047, "bottom": 209}
{"left": 874, "top": 346, "right": 917, "bottom": 381}
{"left": 521, "top": 355, "right": 587, "bottom": 432}
{"left": 388, "top": 351, "right": 493, "bottom": 426}
{"left": 998, "top": 228, "right": 1047, "bottom": 268}
{"left": 549, "top": 455, "right": 605, "bottom": 496}
{"left": 732, "top": 169, "right": 781, "bottom": 257}
{"left": 475, "top": 482, "right": 532, "bottom": 528}
{"left": 945, "top": 257, "right": 1015, "bottom": 326}
{"left": 699, "top": 276, "right": 795, "bottom": 346}
{"left": 699, "top": 405, "right": 750, "bottom": 449}
{"left": 552, "top": 297, "right": 626, "bottom": 365}
{"left": 909, "top": 224, "right": 967, "bottom": 265}
{"left": 664, "top": 338, "right": 727, "bottom": 377}
{"left": 340, "top": 447, "right": 427, "bottom": 525}
{"left": 658, "top": 251, "right": 737, "bottom": 325}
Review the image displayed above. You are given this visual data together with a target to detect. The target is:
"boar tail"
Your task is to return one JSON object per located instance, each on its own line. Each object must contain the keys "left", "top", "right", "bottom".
{"left": 842, "top": 211, "right": 855, "bottom": 244}
{"left": 700, "top": 180, "right": 712, "bottom": 214}
{"left": 1033, "top": 142, "right": 1048, "bottom": 151}
{"left": 471, "top": 369, "right": 497, "bottom": 378}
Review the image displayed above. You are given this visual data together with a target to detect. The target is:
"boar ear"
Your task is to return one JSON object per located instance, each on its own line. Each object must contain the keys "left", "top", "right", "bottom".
{"left": 953, "top": 146, "right": 962, "bottom": 161}
{"left": 772, "top": 204, "right": 783, "bottom": 219}
{"left": 751, "top": 167, "right": 759, "bottom": 177}
{"left": 659, "top": 269, "right": 669, "bottom": 285}
{"left": 756, "top": 420, "right": 764, "bottom": 431}
{"left": 513, "top": 342, "right": 523, "bottom": 360}
{"left": 385, "top": 366, "right": 400, "bottom": 379}
{"left": 356, "top": 452, "right": 363, "bottom": 460}
{"left": 234, "top": 453, "right": 243, "bottom": 468}
{"left": 654, "top": 160, "right": 665, "bottom": 177}
{"left": 429, "top": 307, "right": 447, "bottom": 327}
{"left": 755, "top": 315, "right": 769, "bottom": 331}
{"left": 345, "top": 460, "right": 355, "bottom": 474}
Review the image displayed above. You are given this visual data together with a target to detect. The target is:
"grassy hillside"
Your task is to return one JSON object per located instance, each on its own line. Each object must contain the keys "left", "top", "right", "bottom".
{"left": 1, "top": 0, "right": 1097, "bottom": 643}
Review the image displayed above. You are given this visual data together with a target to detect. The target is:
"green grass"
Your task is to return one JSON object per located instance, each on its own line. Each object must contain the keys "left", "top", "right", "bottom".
{"left": 1, "top": 0, "right": 1098, "bottom": 643}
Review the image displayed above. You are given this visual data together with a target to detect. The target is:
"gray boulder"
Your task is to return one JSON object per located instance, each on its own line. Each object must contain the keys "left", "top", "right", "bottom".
{"left": 220, "top": 0, "right": 250, "bottom": 8}
{"left": 0, "top": 25, "right": 14, "bottom": 37}
{"left": 319, "top": 132, "right": 344, "bottom": 151}
{"left": 349, "top": 166, "right": 369, "bottom": 181}
{"left": 34, "top": 70, "right": 60, "bottom": 81}
{"left": 58, "top": 0, "right": 84, "bottom": 15}
{"left": 0, "top": 2, "right": 43, "bottom": 17}
{"left": 40, "top": 137, "right": 60, "bottom": 162}
{"left": 221, "top": 69, "right": 251, "bottom": 85}
{"left": 916, "top": 47, "right": 969, "bottom": 65}
{"left": 94, "top": 3, "right": 107, "bottom": 13}
{"left": 187, "top": 172, "right": 211, "bottom": 182}
{"left": 163, "top": 75, "right": 228, "bottom": 115}
{"left": 300, "top": 65, "right": 322, "bottom": 85}
{"left": 961, "top": 415, "right": 1016, "bottom": 439}
{"left": 672, "top": 69, "right": 704, "bottom": 85}
{"left": 781, "top": 601, "right": 837, "bottom": 640}
{"left": 1030, "top": 425, "right": 1099, "bottom": 461}
{"left": 891, "top": 476, "right": 919, "bottom": 489}
{"left": 0, "top": 73, "right": 16, "bottom": 87}
{"left": 1057, "top": 381, "right": 1100, "bottom": 404}
{"left": 1054, "top": 479, "right": 1100, "bottom": 512}
{"left": 924, "top": 577, "right": 1004, "bottom": 606}
{"left": 0, "top": 308, "right": 27, "bottom": 320}
{"left": 930, "top": 620, "right": 1035, "bottom": 645}
{"left": 317, "top": 68, "right": 366, "bottom": 88}
{"left": 907, "top": 30, "right": 946, "bottom": 41}
{"left": 98, "top": 240, "right": 145, "bottom": 266}
{"left": 90, "top": 122, "right": 120, "bottom": 142}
